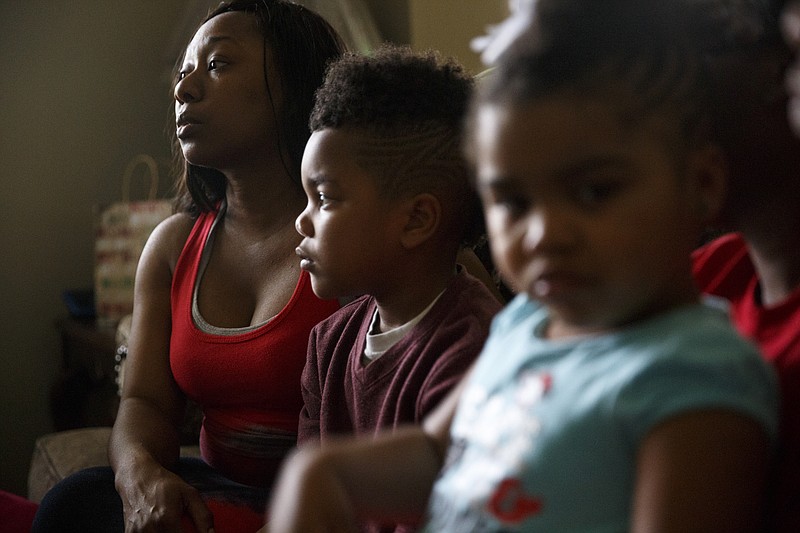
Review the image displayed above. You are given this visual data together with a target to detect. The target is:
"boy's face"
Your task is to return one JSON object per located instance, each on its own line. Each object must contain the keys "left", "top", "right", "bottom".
{"left": 296, "top": 128, "right": 407, "bottom": 300}
{"left": 474, "top": 95, "right": 708, "bottom": 338}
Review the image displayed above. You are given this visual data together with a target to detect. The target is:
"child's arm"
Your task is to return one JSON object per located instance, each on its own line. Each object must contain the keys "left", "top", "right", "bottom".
{"left": 267, "top": 370, "right": 468, "bottom": 533}
{"left": 267, "top": 427, "right": 441, "bottom": 533}
{"left": 631, "top": 409, "right": 771, "bottom": 533}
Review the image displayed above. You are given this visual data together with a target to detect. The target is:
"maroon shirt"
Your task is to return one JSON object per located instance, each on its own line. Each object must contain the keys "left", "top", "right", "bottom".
{"left": 299, "top": 269, "right": 502, "bottom": 445}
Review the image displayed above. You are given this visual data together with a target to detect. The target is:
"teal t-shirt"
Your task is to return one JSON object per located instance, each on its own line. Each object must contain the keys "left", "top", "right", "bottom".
{"left": 424, "top": 295, "right": 778, "bottom": 532}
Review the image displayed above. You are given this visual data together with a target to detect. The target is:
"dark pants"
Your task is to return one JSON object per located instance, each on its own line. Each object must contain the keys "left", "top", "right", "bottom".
{"left": 31, "top": 457, "right": 268, "bottom": 533}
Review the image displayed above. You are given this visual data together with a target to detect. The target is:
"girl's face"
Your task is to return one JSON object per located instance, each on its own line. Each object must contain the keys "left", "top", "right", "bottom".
{"left": 474, "top": 94, "right": 718, "bottom": 339}
{"left": 174, "top": 12, "right": 279, "bottom": 172}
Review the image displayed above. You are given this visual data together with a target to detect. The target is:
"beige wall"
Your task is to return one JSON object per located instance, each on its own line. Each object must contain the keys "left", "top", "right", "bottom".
{"left": 0, "top": 0, "right": 188, "bottom": 496}
{"left": 408, "top": 0, "right": 508, "bottom": 74}
{"left": 0, "top": 0, "right": 508, "bottom": 497}
{"left": 363, "top": 0, "right": 509, "bottom": 73}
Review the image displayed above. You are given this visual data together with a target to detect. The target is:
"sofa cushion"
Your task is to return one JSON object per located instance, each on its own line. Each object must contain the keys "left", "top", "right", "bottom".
{"left": 28, "top": 427, "right": 201, "bottom": 503}
{"left": 28, "top": 427, "right": 112, "bottom": 503}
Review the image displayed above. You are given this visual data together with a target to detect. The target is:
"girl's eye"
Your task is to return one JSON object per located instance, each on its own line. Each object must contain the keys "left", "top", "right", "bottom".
{"left": 489, "top": 192, "right": 529, "bottom": 219}
{"left": 574, "top": 181, "right": 620, "bottom": 207}
{"left": 317, "top": 192, "right": 330, "bottom": 206}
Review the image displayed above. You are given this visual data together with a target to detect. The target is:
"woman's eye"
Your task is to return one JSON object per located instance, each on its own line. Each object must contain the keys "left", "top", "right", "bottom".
{"left": 208, "top": 58, "right": 229, "bottom": 71}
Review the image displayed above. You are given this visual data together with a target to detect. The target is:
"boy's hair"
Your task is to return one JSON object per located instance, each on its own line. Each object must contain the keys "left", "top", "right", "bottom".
{"left": 682, "top": 0, "right": 783, "bottom": 52}
{"left": 679, "top": 1, "right": 790, "bottom": 136}
{"left": 472, "top": 0, "right": 714, "bottom": 159}
{"left": 310, "top": 44, "right": 483, "bottom": 247}
{"left": 173, "top": 0, "right": 346, "bottom": 215}
{"left": 676, "top": 0, "right": 796, "bottom": 225}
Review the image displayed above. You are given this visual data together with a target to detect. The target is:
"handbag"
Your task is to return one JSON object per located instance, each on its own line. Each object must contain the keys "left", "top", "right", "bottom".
{"left": 93, "top": 154, "right": 173, "bottom": 327}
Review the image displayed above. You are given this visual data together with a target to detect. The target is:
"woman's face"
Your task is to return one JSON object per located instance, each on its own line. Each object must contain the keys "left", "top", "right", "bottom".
{"left": 174, "top": 11, "right": 280, "bottom": 172}
{"left": 782, "top": 1, "right": 800, "bottom": 135}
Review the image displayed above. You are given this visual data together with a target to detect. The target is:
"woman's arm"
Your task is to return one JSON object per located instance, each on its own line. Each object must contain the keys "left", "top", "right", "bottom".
{"left": 108, "top": 214, "right": 213, "bottom": 533}
{"left": 631, "top": 409, "right": 771, "bottom": 533}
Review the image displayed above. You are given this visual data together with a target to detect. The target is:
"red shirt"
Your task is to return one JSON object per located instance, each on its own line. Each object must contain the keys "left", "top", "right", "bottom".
{"left": 694, "top": 233, "right": 800, "bottom": 531}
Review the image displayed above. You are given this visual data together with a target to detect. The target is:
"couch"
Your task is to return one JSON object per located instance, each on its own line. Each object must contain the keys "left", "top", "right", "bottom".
{"left": 28, "top": 315, "right": 201, "bottom": 504}
{"left": 28, "top": 426, "right": 201, "bottom": 503}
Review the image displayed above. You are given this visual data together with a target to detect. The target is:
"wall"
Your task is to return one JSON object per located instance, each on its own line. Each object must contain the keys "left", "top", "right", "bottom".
{"left": 363, "top": 0, "right": 508, "bottom": 73}
{"left": 0, "top": 0, "right": 508, "bottom": 497}
{"left": 0, "top": 0, "right": 190, "bottom": 496}
{"left": 408, "top": 0, "right": 508, "bottom": 74}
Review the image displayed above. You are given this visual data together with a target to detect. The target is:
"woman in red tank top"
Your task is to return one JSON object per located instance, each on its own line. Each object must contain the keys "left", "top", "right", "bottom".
{"left": 32, "top": 2, "right": 345, "bottom": 532}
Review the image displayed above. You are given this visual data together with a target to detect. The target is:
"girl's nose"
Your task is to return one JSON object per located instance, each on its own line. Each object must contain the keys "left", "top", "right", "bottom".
{"left": 522, "top": 206, "right": 577, "bottom": 254}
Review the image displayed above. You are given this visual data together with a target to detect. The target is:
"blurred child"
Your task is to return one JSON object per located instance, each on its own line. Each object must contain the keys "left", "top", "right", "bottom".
{"left": 292, "top": 44, "right": 503, "bottom": 531}
{"left": 266, "top": 2, "right": 779, "bottom": 532}
{"left": 685, "top": 1, "right": 800, "bottom": 530}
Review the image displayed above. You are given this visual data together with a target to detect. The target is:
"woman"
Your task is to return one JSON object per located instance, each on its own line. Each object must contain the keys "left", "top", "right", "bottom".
{"left": 33, "top": 2, "right": 345, "bottom": 531}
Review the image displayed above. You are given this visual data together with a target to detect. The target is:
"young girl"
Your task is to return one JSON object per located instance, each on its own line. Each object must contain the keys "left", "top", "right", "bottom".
{"left": 266, "top": 2, "right": 779, "bottom": 532}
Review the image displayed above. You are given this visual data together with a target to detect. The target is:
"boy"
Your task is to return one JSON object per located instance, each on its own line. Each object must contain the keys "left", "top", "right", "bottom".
{"left": 686, "top": 1, "right": 800, "bottom": 529}
{"left": 269, "top": 2, "right": 778, "bottom": 532}
{"left": 293, "top": 44, "right": 502, "bottom": 530}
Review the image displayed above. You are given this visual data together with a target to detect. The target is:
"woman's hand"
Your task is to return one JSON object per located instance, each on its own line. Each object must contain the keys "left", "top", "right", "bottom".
{"left": 116, "top": 460, "right": 214, "bottom": 533}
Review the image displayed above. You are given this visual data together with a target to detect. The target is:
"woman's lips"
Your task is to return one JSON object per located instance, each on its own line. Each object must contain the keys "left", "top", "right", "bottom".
{"left": 176, "top": 114, "right": 200, "bottom": 138}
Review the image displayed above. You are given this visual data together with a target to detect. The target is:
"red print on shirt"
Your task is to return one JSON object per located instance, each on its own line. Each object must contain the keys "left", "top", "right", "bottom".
{"left": 488, "top": 477, "right": 543, "bottom": 523}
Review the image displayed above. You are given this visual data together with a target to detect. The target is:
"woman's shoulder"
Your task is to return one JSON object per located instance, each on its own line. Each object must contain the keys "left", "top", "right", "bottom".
{"left": 143, "top": 211, "right": 198, "bottom": 268}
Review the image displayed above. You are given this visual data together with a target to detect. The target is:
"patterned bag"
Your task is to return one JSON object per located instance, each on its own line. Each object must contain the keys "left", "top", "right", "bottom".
{"left": 94, "top": 155, "right": 173, "bottom": 327}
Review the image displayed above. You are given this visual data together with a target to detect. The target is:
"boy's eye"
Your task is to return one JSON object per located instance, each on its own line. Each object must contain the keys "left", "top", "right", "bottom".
{"left": 317, "top": 192, "right": 330, "bottom": 206}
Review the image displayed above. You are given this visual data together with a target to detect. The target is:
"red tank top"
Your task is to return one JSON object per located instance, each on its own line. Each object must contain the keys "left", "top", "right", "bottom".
{"left": 170, "top": 208, "right": 339, "bottom": 486}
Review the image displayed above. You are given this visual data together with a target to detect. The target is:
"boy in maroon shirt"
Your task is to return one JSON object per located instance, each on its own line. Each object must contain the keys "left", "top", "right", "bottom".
{"left": 293, "top": 45, "right": 501, "bottom": 532}
{"left": 294, "top": 46, "right": 501, "bottom": 451}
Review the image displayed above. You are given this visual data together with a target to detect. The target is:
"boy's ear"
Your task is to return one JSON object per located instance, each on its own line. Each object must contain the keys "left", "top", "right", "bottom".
{"left": 399, "top": 192, "right": 442, "bottom": 249}
{"left": 688, "top": 144, "right": 728, "bottom": 224}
